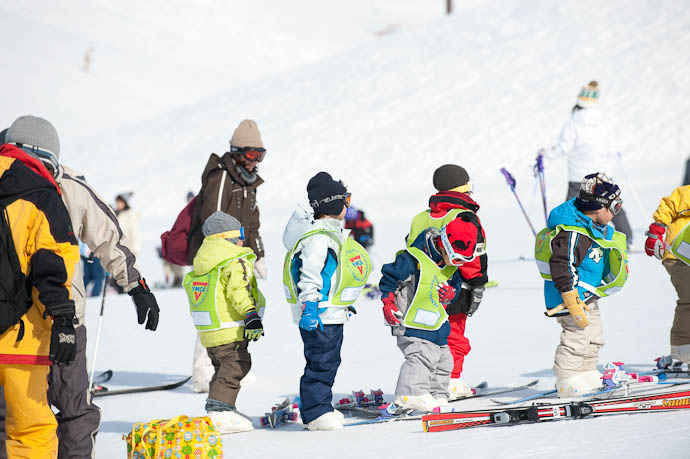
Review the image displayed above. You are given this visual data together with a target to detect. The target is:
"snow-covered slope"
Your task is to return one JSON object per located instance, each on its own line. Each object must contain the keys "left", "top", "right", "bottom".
{"left": 3, "top": 0, "right": 690, "bottom": 457}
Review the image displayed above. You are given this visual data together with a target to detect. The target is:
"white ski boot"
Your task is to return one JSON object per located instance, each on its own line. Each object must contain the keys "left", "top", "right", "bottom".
{"left": 393, "top": 393, "right": 438, "bottom": 411}
{"left": 307, "top": 411, "right": 343, "bottom": 431}
{"left": 448, "top": 378, "right": 473, "bottom": 401}
{"left": 555, "top": 373, "right": 601, "bottom": 398}
{"left": 207, "top": 410, "right": 254, "bottom": 434}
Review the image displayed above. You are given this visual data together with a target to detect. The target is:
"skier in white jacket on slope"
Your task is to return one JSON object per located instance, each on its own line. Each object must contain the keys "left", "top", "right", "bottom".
{"left": 542, "top": 80, "right": 633, "bottom": 246}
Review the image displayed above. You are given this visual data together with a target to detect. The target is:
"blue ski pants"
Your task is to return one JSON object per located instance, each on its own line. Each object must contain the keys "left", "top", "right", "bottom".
{"left": 299, "top": 324, "right": 343, "bottom": 424}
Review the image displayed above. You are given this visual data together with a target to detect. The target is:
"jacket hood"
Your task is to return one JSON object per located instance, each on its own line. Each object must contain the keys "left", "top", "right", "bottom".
{"left": 572, "top": 107, "right": 603, "bottom": 127}
{"left": 0, "top": 143, "right": 60, "bottom": 194}
{"left": 193, "top": 237, "right": 253, "bottom": 275}
{"left": 283, "top": 207, "right": 345, "bottom": 250}
{"left": 547, "top": 198, "right": 613, "bottom": 240}
{"left": 429, "top": 191, "right": 480, "bottom": 214}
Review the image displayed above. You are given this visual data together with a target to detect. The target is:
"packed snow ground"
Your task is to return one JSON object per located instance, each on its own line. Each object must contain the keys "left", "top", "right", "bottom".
{"left": 3, "top": 0, "right": 690, "bottom": 457}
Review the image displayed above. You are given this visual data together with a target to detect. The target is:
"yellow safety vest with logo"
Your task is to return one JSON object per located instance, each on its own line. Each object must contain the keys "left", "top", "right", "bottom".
{"left": 282, "top": 229, "right": 372, "bottom": 306}
{"left": 534, "top": 225, "right": 628, "bottom": 298}
{"left": 407, "top": 208, "right": 470, "bottom": 248}
{"left": 184, "top": 252, "right": 265, "bottom": 345}
{"left": 400, "top": 247, "right": 457, "bottom": 331}
{"left": 670, "top": 222, "right": 690, "bottom": 266}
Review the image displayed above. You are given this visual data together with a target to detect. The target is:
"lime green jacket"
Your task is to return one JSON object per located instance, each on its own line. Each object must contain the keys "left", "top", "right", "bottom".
{"left": 186, "top": 237, "right": 262, "bottom": 347}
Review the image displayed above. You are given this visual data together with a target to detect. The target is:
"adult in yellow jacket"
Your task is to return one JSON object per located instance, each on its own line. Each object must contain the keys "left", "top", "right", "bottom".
{"left": 184, "top": 211, "right": 264, "bottom": 435}
{"left": 0, "top": 143, "right": 79, "bottom": 459}
{"left": 645, "top": 185, "right": 690, "bottom": 363}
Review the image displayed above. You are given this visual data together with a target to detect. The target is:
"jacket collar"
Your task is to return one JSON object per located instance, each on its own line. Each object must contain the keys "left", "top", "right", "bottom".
{"left": 429, "top": 191, "right": 479, "bottom": 215}
{"left": 0, "top": 144, "right": 61, "bottom": 195}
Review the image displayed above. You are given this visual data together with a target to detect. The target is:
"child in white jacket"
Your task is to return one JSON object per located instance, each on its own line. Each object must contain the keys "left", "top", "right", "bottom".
{"left": 282, "top": 172, "right": 370, "bottom": 431}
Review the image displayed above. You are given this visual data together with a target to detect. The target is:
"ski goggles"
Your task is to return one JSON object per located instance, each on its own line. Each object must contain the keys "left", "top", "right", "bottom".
{"left": 208, "top": 228, "right": 245, "bottom": 241}
{"left": 13, "top": 143, "right": 59, "bottom": 172}
{"left": 449, "top": 179, "right": 474, "bottom": 194}
{"left": 230, "top": 146, "right": 266, "bottom": 162}
{"left": 310, "top": 192, "right": 351, "bottom": 209}
{"left": 580, "top": 190, "right": 623, "bottom": 216}
{"left": 440, "top": 226, "right": 485, "bottom": 266}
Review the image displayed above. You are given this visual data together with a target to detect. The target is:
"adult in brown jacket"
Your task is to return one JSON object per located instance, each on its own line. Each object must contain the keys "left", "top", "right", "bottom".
{"left": 187, "top": 119, "right": 266, "bottom": 276}
{"left": 187, "top": 119, "right": 267, "bottom": 392}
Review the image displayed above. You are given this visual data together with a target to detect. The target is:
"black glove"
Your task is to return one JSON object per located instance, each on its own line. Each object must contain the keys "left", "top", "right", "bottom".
{"left": 445, "top": 288, "right": 471, "bottom": 315}
{"left": 50, "top": 315, "right": 77, "bottom": 365}
{"left": 128, "top": 278, "right": 159, "bottom": 331}
{"left": 467, "top": 286, "right": 484, "bottom": 316}
{"left": 243, "top": 309, "right": 264, "bottom": 341}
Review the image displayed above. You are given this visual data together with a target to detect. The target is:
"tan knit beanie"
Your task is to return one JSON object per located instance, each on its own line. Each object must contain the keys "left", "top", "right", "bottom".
{"left": 230, "top": 119, "right": 263, "bottom": 148}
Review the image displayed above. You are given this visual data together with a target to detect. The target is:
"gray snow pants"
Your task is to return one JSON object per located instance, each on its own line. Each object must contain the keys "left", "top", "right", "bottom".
{"left": 395, "top": 335, "right": 452, "bottom": 400}
{"left": 566, "top": 181, "right": 633, "bottom": 245}
{"left": 0, "top": 325, "right": 101, "bottom": 459}
{"left": 553, "top": 299, "right": 604, "bottom": 378}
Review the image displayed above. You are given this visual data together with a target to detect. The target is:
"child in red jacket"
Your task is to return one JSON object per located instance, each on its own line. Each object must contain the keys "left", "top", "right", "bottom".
{"left": 406, "top": 164, "right": 488, "bottom": 399}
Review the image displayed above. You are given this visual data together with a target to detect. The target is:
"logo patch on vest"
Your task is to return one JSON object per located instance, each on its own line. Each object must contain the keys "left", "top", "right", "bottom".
{"left": 345, "top": 249, "right": 370, "bottom": 282}
{"left": 189, "top": 277, "right": 210, "bottom": 305}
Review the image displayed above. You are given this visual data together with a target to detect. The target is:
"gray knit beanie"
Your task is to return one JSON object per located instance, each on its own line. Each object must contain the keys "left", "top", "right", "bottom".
{"left": 202, "top": 211, "right": 243, "bottom": 243}
{"left": 0, "top": 128, "right": 7, "bottom": 144}
{"left": 6, "top": 115, "right": 60, "bottom": 158}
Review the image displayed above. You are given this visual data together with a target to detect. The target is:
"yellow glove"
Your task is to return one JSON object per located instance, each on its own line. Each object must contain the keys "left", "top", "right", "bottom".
{"left": 561, "top": 289, "right": 590, "bottom": 328}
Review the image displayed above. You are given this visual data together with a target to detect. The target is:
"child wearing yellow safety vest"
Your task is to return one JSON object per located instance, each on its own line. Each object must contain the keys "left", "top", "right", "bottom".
{"left": 282, "top": 172, "right": 371, "bottom": 431}
{"left": 379, "top": 218, "right": 483, "bottom": 412}
{"left": 645, "top": 185, "right": 690, "bottom": 364}
{"left": 183, "top": 211, "right": 265, "bottom": 434}
{"left": 534, "top": 172, "right": 628, "bottom": 398}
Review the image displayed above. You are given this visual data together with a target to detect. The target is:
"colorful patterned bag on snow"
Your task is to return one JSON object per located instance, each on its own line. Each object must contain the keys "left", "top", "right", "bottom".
{"left": 123, "top": 415, "right": 223, "bottom": 459}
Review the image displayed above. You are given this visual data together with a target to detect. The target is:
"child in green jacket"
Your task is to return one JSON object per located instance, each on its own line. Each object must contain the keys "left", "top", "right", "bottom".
{"left": 184, "top": 211, "right": 265, "bottom": 434}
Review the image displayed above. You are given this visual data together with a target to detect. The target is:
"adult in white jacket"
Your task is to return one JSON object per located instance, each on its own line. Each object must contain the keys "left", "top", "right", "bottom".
{"left": 543, "top": 81, "right": 633, "bottom": 245}
{"left": 0, "top": 115, "right": 160, "bottom": 459}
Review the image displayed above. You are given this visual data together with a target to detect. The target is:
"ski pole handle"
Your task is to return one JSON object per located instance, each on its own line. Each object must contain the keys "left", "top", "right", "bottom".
{"left": 534, "top": 149, "right": 545, "bottom": 174}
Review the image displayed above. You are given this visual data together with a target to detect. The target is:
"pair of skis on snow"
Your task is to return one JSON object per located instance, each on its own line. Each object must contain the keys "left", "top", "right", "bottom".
{"left": 336, "top": 380, "right": 539, "bottom": 426}
{"left": 89, "top": 369, "right": 191, "bottom": 397}
{"left": 422, "top": 386, "right": 690, "bottom": 432}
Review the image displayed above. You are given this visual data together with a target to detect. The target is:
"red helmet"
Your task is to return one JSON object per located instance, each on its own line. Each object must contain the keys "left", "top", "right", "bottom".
{"left": 440, "top": 217, "right": 485, "bottom": 265}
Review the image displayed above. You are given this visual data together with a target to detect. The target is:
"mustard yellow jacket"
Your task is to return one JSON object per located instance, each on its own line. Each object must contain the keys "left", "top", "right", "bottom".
{"left": 0, "top": 146, "right": 79, "bottom": 365}
{"left": 653, "top": 185, "right": 690, "bottom": 261}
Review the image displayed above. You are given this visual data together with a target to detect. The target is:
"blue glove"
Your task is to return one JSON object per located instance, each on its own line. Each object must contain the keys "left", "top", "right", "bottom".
{"left": 299, "top": 301, "right": 325, "bottom": 331}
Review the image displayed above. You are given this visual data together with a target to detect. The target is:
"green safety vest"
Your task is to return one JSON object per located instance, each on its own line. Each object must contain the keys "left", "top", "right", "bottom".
{"left": 282, "top": 229, "right": 372, "bottom": 306}
{"left": 400, "top": 247, "right": 456, "bottom": 331}
{"left": 670, "top": 221, "right": 690, "bottom": 266}
{"left": 534, "top": 224, "right": 628, "bottom": 297}
{"left": 184, "top": 252, "right": 265, "bottom": 334}
{"left": 407, "top": 208, "right": 470, "bottom": 248}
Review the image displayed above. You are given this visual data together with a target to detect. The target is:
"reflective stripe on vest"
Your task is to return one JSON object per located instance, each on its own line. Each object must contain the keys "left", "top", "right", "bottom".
{"left": 282, "top": 229, "right": 372, "bottom": 306}
{"left": 184, "top": 252, "right": 265, "bottom": 332}
{"left": 407, "top": 208, "right": 469, "bottom": 248}
{"left": 534, "top": 224, "right": 628, "bottom": 298}
{"left": 671, "top": 221, "right": 690, "bottom": 266}
{"left": 401, "top": 247, "right": 456, "bottom": 331}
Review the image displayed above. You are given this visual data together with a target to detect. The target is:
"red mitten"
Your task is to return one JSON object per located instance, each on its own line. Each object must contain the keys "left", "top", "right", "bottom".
{"left": 645, "top": 223, "right": 666, "bottom": 259}
{"left": 382, "top": 292, "right": 402, "bottom": 325}
{"left": 436, "top": 282, "right": 456, "bottom": 306}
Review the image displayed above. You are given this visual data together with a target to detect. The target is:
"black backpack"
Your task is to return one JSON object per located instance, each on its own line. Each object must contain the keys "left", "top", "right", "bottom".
{"left": 0, "top": 205, "right": 32, "bottom": 340}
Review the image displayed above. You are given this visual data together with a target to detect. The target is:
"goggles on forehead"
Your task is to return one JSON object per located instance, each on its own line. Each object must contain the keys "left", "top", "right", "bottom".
{"left": 208, "top": 228, "right": 245, "bottom": 241}
{"left": 439, "top": 226, "right": 485, "bottom": 266}
{"left": 310, "top": 192, "right": 351, "bottom": 209}
{"left": 230, "top": 145, "right": 266, "bottom": 162}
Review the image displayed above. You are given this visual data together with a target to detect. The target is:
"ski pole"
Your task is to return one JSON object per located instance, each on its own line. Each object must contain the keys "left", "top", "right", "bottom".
{"left": 500, "top": 168, "right": 537, "bottom": 237}
{"left": 89, "top": 272, "right": 110, "bottom": 392}
{"left": 534, "top": 150, "right": 548, "bottom": 225}
{"left": 616, "top": 152, "right": 649, "bottom": 223}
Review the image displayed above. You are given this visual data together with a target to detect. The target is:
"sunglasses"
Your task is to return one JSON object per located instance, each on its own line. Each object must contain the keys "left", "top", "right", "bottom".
{"left": 230, "top": 146, "right": 266, "bottom": 163}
